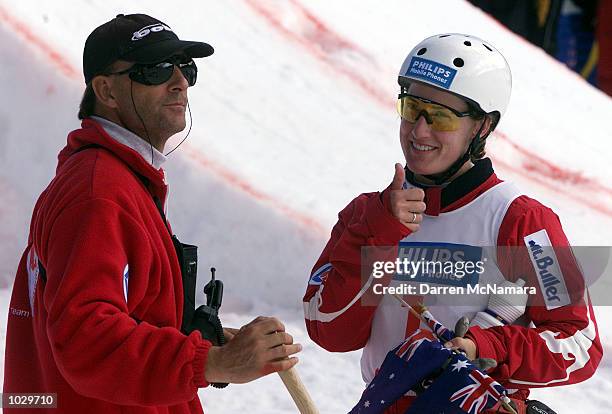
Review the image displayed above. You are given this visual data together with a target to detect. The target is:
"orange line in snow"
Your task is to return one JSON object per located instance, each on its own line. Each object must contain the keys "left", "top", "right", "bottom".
{"left": 244, "top": 0, "right": 612, "bottom": 217}
{"left": 496, "top": 131, "right": 612, "bottom": 196}
{"left": 0, "top": 4, "right": 80, "bottom": 81}
{"left": 181, "top": 144, "right": 327, "bottom": 235}
{"left": 5, "top": 2, "right": 611, "bottom": 226}
{"left": 490, "top": 154, "right": 612, "bottom": 217}
{"left": 244, "top": 0, "right": 392, "bottom": 108}
{"left": 0, "top": 5, "right": 326, "bottom": 235}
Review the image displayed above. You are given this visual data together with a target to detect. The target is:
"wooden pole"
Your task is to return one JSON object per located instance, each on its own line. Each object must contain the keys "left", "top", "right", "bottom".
{"left": 278, "top": 367, "right": 319, "bottom": 414}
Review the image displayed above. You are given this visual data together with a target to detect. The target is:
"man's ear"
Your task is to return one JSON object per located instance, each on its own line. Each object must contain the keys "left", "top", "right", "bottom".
{"left": 91, "top": 75, "right": 119, "bottom": 110}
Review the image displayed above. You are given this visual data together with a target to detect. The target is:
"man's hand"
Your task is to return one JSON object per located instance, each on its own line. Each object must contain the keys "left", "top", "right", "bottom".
{"left": 204, "top": 316, "right": 301, "bottom": 384}
{"left": 222, "top": 327, "right": 239, "bottom": 342}
{"left": 387, "top": 163, "right": 426, "bottom": 232}
{"left": 444, "top": 337, "right": 477, "bottom": 360}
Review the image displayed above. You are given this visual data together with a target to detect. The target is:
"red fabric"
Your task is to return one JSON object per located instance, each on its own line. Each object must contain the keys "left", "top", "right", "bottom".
{"left": 305, "top": 175, "right": 602, "bottom": 411}
{"left": 303, "top": 175, "right": 500, "bottom": 353}
{"left": 423, "top": 186, "right": 442, "bottom": 216}
{"left": 464, "top": 195, "right": 602, "bottom": 388}
{"left": 597, "top": 0, "right": 612, "bottom": 96}
{"left": 4, "top": 119, "right": 212, "bottom": 413}
{"left": 303, "top": 192, "right": 412, "bottom": 351}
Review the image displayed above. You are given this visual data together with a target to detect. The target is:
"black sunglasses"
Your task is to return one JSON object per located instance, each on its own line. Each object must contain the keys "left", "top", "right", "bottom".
{"left": 105, "top": 56, "right": 198, "bottom": 86}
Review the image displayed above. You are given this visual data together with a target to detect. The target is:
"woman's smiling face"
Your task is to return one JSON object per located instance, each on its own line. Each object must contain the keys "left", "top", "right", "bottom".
{"left": 399, "top": 82, "right": 486, "bottom": 177}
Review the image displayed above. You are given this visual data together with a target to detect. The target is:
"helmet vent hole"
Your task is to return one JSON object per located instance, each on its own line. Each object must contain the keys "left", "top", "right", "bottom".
{"left": 439, "top": 34, "right": 450, "bottom": 38}
{"left": 483, "top": 44, "right": 493, "bottom": 51}
{"left": 417, "top": 47, "right": 427, "bottom": 55}
{"left": 453, "top": 57, "right": 464, "bottom": 67}
{"left": 464, "top": 41, "right": 471, "bottom": 46}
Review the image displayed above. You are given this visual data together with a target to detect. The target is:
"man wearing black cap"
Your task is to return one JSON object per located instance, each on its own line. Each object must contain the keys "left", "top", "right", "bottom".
{"left": 3, "top": 14, "right": 301, "bottom": 414}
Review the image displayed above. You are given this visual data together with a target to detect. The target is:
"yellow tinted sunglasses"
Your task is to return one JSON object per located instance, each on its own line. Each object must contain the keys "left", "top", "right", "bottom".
{"left": 397, "top": 94, "right": 476, "bottom": 132}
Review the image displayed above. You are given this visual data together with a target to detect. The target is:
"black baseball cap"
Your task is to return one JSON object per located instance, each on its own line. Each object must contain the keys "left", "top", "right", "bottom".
{"left": 83, "top": 13, "right": 214, "bottom": 84}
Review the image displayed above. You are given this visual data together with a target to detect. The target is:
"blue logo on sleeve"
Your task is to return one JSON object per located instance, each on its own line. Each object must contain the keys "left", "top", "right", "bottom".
{"left": 405, "top": 57, "right": 457, "bottom": 90}
{"left": 309, "top": 263, "right": 332, "bottom": 286}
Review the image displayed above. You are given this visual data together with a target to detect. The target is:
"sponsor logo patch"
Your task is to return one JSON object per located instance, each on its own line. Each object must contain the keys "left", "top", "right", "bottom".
{"left": 309, "top": 263, "right": 332, "bottom": 286}
{"left": 405, "top": 57, "right": 457, "bottom": 89}
{"left": 132, "top": 23, "right": 173, "bottom": 41}
{"left": 395, "top": 242, "right": 483, "bottom": 287}
{"left": 524, "top": 229, "right": 570, "bottom": 310}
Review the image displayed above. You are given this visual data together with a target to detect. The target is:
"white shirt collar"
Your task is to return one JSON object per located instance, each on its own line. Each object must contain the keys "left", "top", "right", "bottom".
{"left": 91, "top": 116, "right": 167, "bottom": 170}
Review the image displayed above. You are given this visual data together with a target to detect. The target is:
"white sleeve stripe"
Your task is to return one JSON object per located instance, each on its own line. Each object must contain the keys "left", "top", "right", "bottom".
{"left": 123, "top": 264, "right": 129, "bottom": 303}
{"left": 508, "top": 292, "right": 597, "bottom": 386}
{"left": 26, "top": 248, "right": 40, "bottom": 316}
{"left": 304, "top": 272, "right": 375, "bottom": 323}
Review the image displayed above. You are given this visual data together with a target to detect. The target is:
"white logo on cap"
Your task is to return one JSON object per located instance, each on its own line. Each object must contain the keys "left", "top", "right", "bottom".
{"left": 132, "top": 23, "right": 173, "bottom": 41}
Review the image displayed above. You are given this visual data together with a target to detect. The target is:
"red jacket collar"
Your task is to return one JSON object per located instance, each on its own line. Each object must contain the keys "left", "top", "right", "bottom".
{"left": 58, "top": 119, "right": 166, "bottom": 191}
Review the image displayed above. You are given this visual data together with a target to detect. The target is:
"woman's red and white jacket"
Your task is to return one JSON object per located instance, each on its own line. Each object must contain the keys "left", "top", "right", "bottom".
{"left": 303, "top": 159, "right": 602, "bottom": 410}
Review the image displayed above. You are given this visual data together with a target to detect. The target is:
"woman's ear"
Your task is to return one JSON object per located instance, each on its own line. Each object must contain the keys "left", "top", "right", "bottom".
{"left": 473, "top": 115, "right": 493, "bottom": 138}
{"left": 91, "top": 75, "right": 119, "bottom": 110}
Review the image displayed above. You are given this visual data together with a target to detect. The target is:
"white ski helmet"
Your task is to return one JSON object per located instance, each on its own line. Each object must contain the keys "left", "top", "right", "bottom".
{"left": 398, "top": 33, "right": 512, "bottom": 120}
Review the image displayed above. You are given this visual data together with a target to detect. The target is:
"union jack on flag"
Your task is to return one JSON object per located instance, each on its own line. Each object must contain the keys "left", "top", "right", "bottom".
{"left": 395, "top": 329, "right": 435, "bottom": 361}
{"left": 420, "top": 309, "right": 454, "bottom": 342}
{"left": 449, "top": 369, "right": 503, "bottom": 414}
{"left": 349, "top": 330, "right": 451, "bottom": 414}
{"left": 406, "top": 352, "right": 506, "bottom": 414}
{"left": 350, "top": 331, "right": 507, "bottom": 414}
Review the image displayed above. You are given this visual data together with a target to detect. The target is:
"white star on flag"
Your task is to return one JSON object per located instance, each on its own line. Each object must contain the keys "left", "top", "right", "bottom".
{"left": 364, "top": 400, "right": 370, "bottom": 408}
{"left": 451, "top": 359, "right": 470, "bottom": 372}
{"left": 380, "top": 400, "right": 385, "bottom": 404}
{"left": 389, "top": 373, "right": 395, "bottom": 379}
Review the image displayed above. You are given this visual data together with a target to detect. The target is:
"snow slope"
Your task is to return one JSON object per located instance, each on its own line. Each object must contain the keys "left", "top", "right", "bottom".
{"left": 1, "top": 0, "right": 611, "bottom": 413}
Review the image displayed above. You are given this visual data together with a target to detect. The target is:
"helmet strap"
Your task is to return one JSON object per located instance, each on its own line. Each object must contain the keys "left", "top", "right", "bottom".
{"left": 407, "top": 121, "right": 487, "bottom": 187}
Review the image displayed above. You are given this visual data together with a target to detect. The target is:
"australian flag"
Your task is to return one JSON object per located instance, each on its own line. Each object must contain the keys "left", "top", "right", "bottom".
{"left": 419, "top": 309, "right": 455, "bottom": 343}
{"left": 349, "top": 330, "right": 506, "bottom": 414}
{"left": 406, "top": 352, "right": 506, "bottom": 414}
{"left": 349, "top": 330, "right": 450, "bottom": 414}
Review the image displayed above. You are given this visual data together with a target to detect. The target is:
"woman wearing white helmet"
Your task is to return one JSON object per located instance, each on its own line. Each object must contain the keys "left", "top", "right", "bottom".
{"left": 396, "top": 33, "right": 510, "bottom": 186}
{"left": 303, "top": 33, "right": 601, "bottom": 413}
